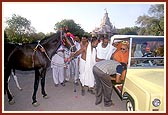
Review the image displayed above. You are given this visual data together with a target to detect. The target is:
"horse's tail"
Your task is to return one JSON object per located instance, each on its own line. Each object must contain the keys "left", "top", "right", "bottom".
{"left": 7, "top": 47, "right": 18, "bottom": 62}
{"left": 4, "top": 64, "right": 11, "bottom": 94}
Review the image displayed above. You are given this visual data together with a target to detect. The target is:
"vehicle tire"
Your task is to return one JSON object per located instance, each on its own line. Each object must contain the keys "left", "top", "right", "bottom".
{"left": 126, "top": 98, "right": 135, "bottom": 111}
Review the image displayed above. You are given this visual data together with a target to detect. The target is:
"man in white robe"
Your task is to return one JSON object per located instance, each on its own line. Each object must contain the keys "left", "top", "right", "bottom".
{"left": 68, "top": 36, "right": 98, "bottom": 96}
{"left": 96, "top": 37, "right": 116, "bottom": 61}
{"left": 79, "top": 42, "right": 96, "bottom": 89}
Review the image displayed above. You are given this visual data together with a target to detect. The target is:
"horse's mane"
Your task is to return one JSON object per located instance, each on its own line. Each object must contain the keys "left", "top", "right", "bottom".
{"left": 4, "top": 42, "right": 23, "bottom": 46}
{"left": 40, "top": 30, "right": 61, "bottom": 44}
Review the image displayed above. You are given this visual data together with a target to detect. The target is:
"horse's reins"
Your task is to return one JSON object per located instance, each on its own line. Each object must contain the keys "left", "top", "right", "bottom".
{"left": 32, "top": 31, "right": 75, "bottom": 67}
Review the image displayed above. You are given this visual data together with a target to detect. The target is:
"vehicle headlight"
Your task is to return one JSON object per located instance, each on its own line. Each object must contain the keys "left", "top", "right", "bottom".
{"left": 152, "top": 99, "right": 161, "bottom": 107}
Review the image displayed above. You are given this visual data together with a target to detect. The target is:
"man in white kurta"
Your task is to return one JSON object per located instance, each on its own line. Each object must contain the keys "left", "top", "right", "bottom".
{"left": 51, "top": 46, "right": 66, "bottom": 87}
{"left": 96, "top": 37, "right": 116, "bottom": 60}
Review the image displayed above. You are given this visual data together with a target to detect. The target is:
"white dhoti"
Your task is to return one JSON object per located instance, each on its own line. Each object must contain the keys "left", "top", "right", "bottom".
{"left": 79, "top": 42, "right": 96, "bottom": 87}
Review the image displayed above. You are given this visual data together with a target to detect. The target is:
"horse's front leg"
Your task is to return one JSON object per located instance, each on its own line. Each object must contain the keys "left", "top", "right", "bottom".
{"left": 40, "top": 68, "right": 49, "bottom": 99}
{"left": 32, "top": 69, "right": 40, "bottom": 107}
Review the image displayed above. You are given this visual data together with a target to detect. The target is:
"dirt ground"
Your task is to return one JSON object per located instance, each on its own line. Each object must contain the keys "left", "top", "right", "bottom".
{"left": 3, "top": 68, "right": 127, "bottom": 113}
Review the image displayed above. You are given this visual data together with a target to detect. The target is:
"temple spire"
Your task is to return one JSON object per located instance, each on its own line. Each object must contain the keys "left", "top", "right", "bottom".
{"left": 91, "top": 10, "right": 118, "bottom": 39}
{"left": 104, "top": 8, "right": 107, "bottom": 13}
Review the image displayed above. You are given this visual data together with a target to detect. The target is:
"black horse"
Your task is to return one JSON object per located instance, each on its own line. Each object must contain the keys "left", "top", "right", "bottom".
{"left": 4, "top": 30, "right": 77, "bottom": 106}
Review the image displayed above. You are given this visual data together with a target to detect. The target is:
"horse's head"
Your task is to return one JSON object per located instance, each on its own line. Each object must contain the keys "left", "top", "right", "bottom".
{"left": 61, "top": 32, "right": 77, "bottom": 52}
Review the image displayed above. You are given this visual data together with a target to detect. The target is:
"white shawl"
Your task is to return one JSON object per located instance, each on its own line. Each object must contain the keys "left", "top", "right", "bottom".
{"left": 79, "top": 42, "right": 96, "bottom": 87}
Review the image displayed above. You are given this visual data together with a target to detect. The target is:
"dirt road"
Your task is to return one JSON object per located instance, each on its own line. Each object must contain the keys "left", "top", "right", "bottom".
{"left": 3, "top": 68, "right": 127, "bottom": 112}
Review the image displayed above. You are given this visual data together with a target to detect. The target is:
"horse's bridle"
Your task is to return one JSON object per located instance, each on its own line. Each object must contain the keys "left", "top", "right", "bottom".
{"left": 32, "top": 30, "right": 76, "bottom": 67}
{"left": 33, "top": 40, "right": 43, "bottom": 51}
{"left": 60, "top": 30, "right": 76, "bottom": 53}
{"left": 32, "top": 41, "right": 47, "bottom": 67}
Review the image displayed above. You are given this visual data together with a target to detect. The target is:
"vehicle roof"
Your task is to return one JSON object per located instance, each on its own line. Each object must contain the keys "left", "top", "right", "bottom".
{"left": 111, "top": 35, "right": 164, "bottom": 41}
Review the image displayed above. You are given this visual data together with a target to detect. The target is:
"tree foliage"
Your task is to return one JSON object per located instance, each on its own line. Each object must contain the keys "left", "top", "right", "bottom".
{"left": 54, "top": 19, "right": 85, "bottom": 37}
{"left": 118, "top": 26, "right": 140, "bottom": 35}
{"left": 136, "top": 4, "right": 164, "bottom": 35}
{"left": 5, "top": 14, "right": 37, "bottom": 43}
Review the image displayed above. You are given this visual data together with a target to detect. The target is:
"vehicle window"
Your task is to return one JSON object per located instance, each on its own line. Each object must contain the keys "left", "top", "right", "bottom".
{"left": 130, "top": 37, "right": 164, "bottom": 68}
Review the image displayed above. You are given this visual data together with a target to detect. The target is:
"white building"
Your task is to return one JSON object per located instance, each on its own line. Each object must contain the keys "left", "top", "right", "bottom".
{"left": 92, "top": 10, "right": 118, "bottom": 40}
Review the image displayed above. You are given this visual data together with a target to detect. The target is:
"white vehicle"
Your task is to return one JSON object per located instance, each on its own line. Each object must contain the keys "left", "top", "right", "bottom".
{"left": 111, "top": 35, "right": 165, "bottom": 111}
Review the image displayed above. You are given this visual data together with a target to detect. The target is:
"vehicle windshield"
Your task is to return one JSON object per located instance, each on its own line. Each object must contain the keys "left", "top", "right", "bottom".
{"left": 130, "top": 37, "right": 164, "bottom": 68}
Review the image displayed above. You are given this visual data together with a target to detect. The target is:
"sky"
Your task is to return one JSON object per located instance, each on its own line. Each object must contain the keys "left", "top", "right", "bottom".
{"left": 2, "top": 2, "right": 162, "bottom": 34}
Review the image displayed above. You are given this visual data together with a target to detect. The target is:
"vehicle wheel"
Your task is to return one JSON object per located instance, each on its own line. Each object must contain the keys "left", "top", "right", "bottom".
{"left": 126, "top": 98, "right": 135, "bottom": 111}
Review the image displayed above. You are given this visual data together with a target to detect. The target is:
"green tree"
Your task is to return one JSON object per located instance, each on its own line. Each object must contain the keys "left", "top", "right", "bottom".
{"left": 118, "top": 26, "right": 140, "bottom": 35}
{"left": 5, "top": 14, "right": 36, "bottom": 43}
{"left": 27, "top": 32, "right": 46, "bottom": 42}
{"left": 136, "top": 4, "right": 164, "bottom": 35}
{"left": 36, "top": 32, "right": 46, "bottom": 40}
{"left": 54, "top": 19, "right": 85, "bottom": 37}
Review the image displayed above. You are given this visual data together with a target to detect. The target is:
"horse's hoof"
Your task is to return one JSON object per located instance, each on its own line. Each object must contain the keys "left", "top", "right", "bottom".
{"left": 19, "top": 88, "right": 23, "bottom": 91}
{"left": 9, "top": 99, "right": 15, "bottom": 105}
{"left": 43, "top": 95, "right": 49, "bottom": 99}
{"left": 32, "top": 102, "right": 40, "bottom": 107}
